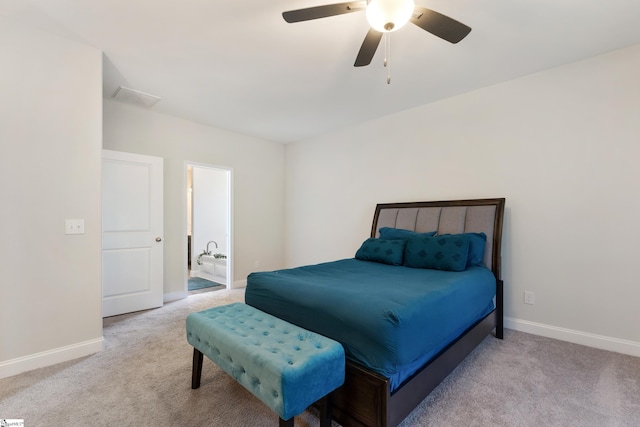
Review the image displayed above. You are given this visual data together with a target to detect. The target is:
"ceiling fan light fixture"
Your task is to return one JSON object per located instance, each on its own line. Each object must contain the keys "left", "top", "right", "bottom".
{"left": 366, "top": 0, "right": 415, "bottom": 32}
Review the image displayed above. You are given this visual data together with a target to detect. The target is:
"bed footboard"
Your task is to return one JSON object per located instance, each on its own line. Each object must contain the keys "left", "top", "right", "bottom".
{"left": 331, "top": 307, "right": 499, "bottom": 427}
{"left": 332, "top": 362, "right": 389, "bottom": 427}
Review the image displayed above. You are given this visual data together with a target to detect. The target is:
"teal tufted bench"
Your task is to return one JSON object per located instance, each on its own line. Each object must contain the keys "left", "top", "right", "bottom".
{"left": 186, "top": 303, "right": 345, "bottom": 427}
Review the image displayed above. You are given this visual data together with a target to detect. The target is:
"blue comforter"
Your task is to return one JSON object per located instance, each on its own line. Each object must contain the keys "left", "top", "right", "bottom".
{"left": 245, "top": 258, "right": 496, "bottom": 391}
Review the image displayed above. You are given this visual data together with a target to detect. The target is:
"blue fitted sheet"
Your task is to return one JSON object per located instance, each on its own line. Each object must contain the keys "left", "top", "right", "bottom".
{"left": 245, "top": 259, "right": 496, "bottom": 391}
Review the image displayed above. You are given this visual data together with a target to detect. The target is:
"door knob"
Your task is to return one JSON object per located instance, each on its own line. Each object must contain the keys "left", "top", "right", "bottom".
{"left": 155, "top": 237, "right": 162, "bottom": 242}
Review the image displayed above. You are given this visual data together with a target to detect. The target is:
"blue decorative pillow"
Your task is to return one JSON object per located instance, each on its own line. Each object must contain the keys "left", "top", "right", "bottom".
{"left": 355, "top": 238, "right": 407, "bottom": 266}
{"left": 378, "top": 227, "right": 436, "bottom": 240}
{"left": 465, "top": 232, "right": 487, "bottom": 266}
{"left": 439, "top": 232, "right": 487, "bottom": 267}
{"left": 404, "top": 235, "right": 470, "bottom": 271}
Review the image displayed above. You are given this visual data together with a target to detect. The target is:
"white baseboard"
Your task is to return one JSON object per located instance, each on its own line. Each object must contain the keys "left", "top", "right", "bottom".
{"left": 505, "top": 317, "right": 640, "bottom": 358}
{"left": 0, "top": 337, "right": 104, "bottom": 380}
{"left": 163, "top": 291, "right": 188, "bottom": 303}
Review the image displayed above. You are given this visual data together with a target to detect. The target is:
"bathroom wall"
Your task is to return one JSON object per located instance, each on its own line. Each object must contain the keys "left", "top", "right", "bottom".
{"left": 191, "top": 166, "right": 229, "bottom": 269}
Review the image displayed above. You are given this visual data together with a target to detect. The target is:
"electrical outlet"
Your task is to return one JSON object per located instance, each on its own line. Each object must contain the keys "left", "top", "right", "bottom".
{"left": 65, "top": 219, "right": 85, "bottom": 235}
{"left": 524, "top": 290, "right": 535, "bottom": 305}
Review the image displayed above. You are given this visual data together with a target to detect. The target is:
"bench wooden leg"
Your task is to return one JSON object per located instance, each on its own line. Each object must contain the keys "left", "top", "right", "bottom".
{"left": 192, "top": 348, "right": 203, "bottom": 389}
{"left": 279, "top": 417, "right": 294, "bottom": 427}
{"left": 318, "top": 395, "right": 333, "bottom": 427}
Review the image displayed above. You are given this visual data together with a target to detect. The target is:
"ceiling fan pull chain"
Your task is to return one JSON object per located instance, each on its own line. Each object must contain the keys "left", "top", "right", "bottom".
{"left": 385, "top": 32, "right": 391, "bottom": 84}
{"left": 383, "top": 33, "right": 388, "bottom": 67}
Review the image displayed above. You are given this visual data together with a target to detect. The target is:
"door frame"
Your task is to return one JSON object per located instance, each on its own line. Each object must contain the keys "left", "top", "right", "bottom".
{"left": 184, "top": 161, "right": 233, "bottom": 290}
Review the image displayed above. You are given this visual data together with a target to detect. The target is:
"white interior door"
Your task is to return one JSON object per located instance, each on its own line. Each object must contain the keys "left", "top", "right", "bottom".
{"left": 102, "top": 149, "right": 163, "bottom": 317}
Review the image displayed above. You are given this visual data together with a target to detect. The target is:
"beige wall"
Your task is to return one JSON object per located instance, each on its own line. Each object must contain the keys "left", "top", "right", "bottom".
{"left": 0, "top": 21, "right": 103, "bottom": 374}
{"left": 2, "top": 10, "right": 637, "bottom": 379}
{"left": 285, "top": 44, "right": 640, "bottom": 355}
{"left": 103, "top": 99, "right": 285, "bottom": 298}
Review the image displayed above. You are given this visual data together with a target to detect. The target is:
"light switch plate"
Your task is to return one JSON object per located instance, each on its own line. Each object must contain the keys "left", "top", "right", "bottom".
{"left": 65, "top": 219, "right": 85, "bottom": 235}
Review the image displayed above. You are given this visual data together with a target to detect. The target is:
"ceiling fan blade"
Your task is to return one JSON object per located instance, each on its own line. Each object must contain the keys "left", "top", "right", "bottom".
{"left": 283, "top": 1, "right": 366, "bottom": 23}
{"left": 354, "top": 28, "right": 383, "bottom": 67}
{"left": 410, "top": 6, "right": 471, "bottom": 43}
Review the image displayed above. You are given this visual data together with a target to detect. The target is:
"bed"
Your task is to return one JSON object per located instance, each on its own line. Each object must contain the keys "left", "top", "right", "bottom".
{"left": 245, "top": 198, "right": 505, "bottom": 427}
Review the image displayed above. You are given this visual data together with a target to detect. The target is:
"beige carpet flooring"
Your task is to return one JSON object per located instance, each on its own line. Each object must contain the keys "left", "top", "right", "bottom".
{"left": 1, "top": 288, "right": 639, "bottom": 426}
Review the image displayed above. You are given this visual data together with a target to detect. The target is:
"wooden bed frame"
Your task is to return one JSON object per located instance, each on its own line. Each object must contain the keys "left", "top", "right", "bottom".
{"left": 329, "top": 198, "right": 505, "bottom": 427}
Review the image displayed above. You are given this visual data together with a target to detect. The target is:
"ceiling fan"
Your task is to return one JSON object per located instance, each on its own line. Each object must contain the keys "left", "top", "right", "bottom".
{"left": 282, "top": 0, "right": 471, "bottom": 67}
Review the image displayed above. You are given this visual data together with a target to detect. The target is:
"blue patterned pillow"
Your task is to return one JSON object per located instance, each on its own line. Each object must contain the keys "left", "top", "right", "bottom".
{"left": 379, "top": 227, "right": 436, "bottom": 240}
{"left": 355, "top": 238, "right": 407, "bottom": 266}
{"left": 404, "top": 235, "right": 470, "bottom": 271}
{"left": 439, "top": 232, "right": 487, "bottom": 267}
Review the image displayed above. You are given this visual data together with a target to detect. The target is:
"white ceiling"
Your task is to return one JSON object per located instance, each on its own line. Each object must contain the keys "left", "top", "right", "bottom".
{"left": 12, "top": 0, "right": 640, "bottom": 143}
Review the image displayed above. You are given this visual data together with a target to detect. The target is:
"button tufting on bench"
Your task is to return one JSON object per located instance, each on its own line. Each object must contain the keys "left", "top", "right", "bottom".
{"left": 186, "top": 302, "right": 345, "bottom": 424}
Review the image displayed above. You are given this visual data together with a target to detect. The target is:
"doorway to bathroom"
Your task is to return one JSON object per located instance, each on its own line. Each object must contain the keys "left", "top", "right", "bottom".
{"left": 186, "top": 163, "right": 232, "bottom": 293}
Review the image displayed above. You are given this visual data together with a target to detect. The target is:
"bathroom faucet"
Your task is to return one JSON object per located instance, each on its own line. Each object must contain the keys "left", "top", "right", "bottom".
{"left": 206, "top": 241, "right": 218, "bottom": 253}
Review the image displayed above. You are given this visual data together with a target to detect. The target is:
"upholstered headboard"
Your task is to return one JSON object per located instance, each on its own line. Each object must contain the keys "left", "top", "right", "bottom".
{"left": 371, "top": 198, "right": 505, "bottom": 279}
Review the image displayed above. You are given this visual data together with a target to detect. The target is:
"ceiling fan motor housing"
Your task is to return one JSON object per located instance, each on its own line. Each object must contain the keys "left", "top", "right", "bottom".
{"left": 366, "top": 0, "right": 415, "bottom": 32}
